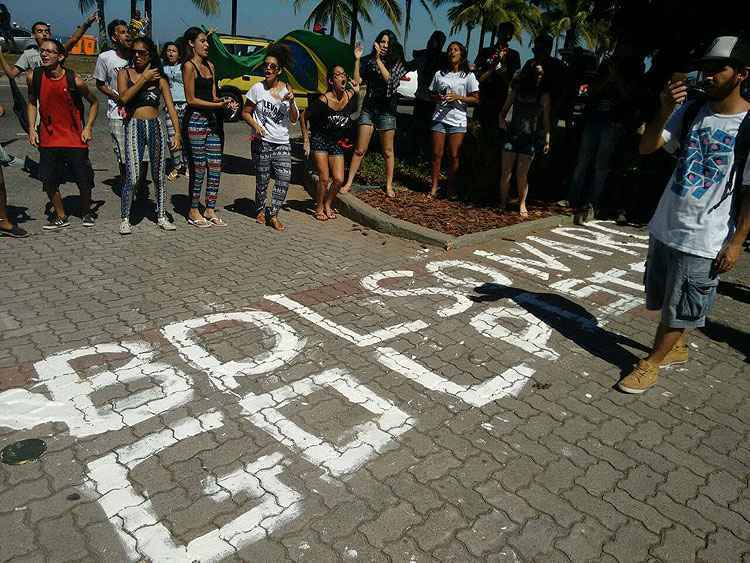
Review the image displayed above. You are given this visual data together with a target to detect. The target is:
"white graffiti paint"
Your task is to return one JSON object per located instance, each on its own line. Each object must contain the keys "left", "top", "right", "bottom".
{"left": 474, "top": 242, "right": 570, "bottom": 281}
{"left": 376, "top": 347, "right": 535, "bottom": 408}
{"left": 550, "top": 227, "right": 648, "bottom": 255}
{"left": 84, "top": 411, "right": 302, "bottom": 562}
{"left": 0, "top": 388, "right": 92, "bottom": 436}
{"left": 550, "top": 278, "right": 644, "bottom": 320}
{"left": 525, "top": 236, "right": 614, "bottom": 261}
{"left": 470, "top": 304, "right": 559, "bottom": 361}
{"left": 587, "top": 268, "right": 645, "bottom": 293}
{"left": 424, "top": 260, "right": 513, "bottom": 289}
{"left": 264, "top": 294, "right": 429, "bottom": 347}
{"left": 240, "top": 368, "right": 414, "bottom": 477}
{"left": 161, "top": 311, "right": 305, "bottom": 391}
{"left": 31, "top": 340, "right": 192, "bottom": 436}
{"left": 360, "top": 270, "right": 473, "bottom": 318}
{"left": 585, "top": 220, "right": 650, "bottom": 240}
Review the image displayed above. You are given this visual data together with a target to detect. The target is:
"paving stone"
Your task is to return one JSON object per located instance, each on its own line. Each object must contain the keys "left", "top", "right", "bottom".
{"left": 360, "top": 502, "right": 421, "bottom": 548}
{"left": 508, "top": 515, "right": 564, "bottom": 560}
{"left": 698, "top": 528, "right": 750, "bottom": 562}
{"left": 650, "top": 524, "right": 705, "bottom": 561}
{"left": 408, "top": 503, "right": 467, "bottom": 552}
{"left": 556, "top": 518, "right": 612, "bottom": 562}
{"left": 456, "top": 509, "right": 518, "bottom": 557}
{"left": 518, "top": 483, "right": 583, "bottom": 528}
{"left": 575, "top": 461, "right": 624, "bottom": 496}
{"left": 701, "top": 470, "right": 745, "bottom": 506}
{"left": 619, "top": 465, "right": 665, "bottom": 501}
{"left": 602, "top": 520, "right": 659, "bottom": 563}
{"left": 659, "top": 466, "right": 706, "bottom": 504}
{"left": 474, "top": 479, "right": 538, "bottom": 525}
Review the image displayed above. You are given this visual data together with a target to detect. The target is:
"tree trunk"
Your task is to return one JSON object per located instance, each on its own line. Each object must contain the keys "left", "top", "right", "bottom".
{"left": 96, "top": 0, "right": 107, "bottom": 51}
{"left": 349, "top": 0, "right": 358, "bottom": 46}
{"left": 231, "top": 0, "right": 238, "bottom": 35}
{"left": 465, "top": 25, "right": 473, "bottom": 52}
{"left": 144, "top": 0, "right": 152, "bottom": 37}
{"left": 329, "top": 9, "right": 335, "bottom": 36}
{"left": 489, "top": 26, "right": 497, "bottom": 48}
{"left": 564, "top": 25, "right": 576, "bottom": 49}
{"left": 478, "top": 14, "right": 487, "bottom": 52}
{"left": 130, "top": 0, "right": 137, "bottom": 20}
{"left": 403, "top": 0, "right": 412, "bottom": 52}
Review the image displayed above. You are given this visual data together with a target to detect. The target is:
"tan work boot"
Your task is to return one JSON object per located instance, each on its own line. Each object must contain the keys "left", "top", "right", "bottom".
{"left": 617, "top": 359, "right": 660, "bottom": 394}
{"left": 660, "top": 341, "right": 688, "bottom": 368}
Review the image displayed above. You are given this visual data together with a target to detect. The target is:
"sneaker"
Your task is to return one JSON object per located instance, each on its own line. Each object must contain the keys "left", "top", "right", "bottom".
{"left": 615, "top": 210, "right": 628, "bottom": 226}
{"left": 617, "top": 359, "right": 660, "bottom": 394}
{"left": 42, "top": 216, "right": 70, "bottom": 231}
{"left": 119, "top": 219, "right": 132, "bottom": 235}
{"left": 2, "top": 155, "right": 24, "bottom": 168}
{"left": 660, "top": 342, "right": 688, "bottom": 368}
{"left": 157, "top": 216, "right": 176, "bottom": 231}
{"left": 82, "top": 213, "right": 96, "bottom": 227}
{"left": 0, "top": 224, "right": 30, "bottom": 238}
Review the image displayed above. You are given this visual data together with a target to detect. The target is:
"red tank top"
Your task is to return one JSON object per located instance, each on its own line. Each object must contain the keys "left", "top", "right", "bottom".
{"left": 38, "top": 70, "right": 86, "bottom": 149}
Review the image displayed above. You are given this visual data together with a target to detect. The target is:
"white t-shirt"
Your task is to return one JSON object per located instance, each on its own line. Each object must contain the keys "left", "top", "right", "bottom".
{"left": 94, "top": 49, "right": 128, "bottom": 120}
{"left": 15, "top": 46, "right": 41, "bottom": 71}
{"left": 649, "top": 102, "right": 750, "bottom": 258}
{"left": 430, "top": 71, "right": 480, "bottom": 127}
{"left": 246, "top": 82, "right": 292, "bottom": 144}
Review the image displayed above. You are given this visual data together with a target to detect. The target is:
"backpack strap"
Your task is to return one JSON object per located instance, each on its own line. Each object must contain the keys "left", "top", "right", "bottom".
{"left": 31, "top": 66, "right": 44, "bottom": 100}
{"left": 65, "top": 68, "right": 85, "bottom": 125}
{"left": 708, "top": 111, "right": 750, "bottom": 215}
{"left": 677, "top": 99, "right": 703, "bottom": 153}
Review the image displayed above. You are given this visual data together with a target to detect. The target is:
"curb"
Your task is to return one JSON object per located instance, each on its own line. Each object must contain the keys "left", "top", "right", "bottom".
{"left": 303, "top": 169, "right": 573, "bottom": 250}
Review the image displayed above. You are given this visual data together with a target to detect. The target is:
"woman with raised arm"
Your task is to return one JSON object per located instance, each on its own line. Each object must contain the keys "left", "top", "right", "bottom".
{"left": 340, "top": 31, "right": 406, "bottom": 198}
{"left": 242, "top": 43, "right": 299, "bottom": 232}
{"left": 116, "top": 36, "right": 181, "bottom": 234}
{"left": 182, "top": 27, "right": 230, "bottom": 228}
{"left": 302, "top": 62, "right": 359, "bottom": 221}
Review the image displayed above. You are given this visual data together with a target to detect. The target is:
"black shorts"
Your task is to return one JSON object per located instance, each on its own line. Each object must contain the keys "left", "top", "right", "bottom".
{"left": 38, "top": 147, "right": 94, "bottom": 190}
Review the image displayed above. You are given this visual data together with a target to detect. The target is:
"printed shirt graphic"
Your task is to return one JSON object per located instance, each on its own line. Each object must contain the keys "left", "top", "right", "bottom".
{"left": 649, "top": 102, "right": 749, "bottom": 258}
{"left": 246, "top": 82, "right": 291, "bottom": 145}
{"left": 163, "top": 64, "right": 185, "bottom": 103}
{"left": 430, "top": 71, "right": 479, "bottom": 127}
{"left": 94, "top": 50, "right": 129, "bottom": 119}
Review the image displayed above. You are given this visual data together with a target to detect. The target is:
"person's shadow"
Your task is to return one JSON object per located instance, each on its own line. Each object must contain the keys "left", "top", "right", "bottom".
{"left": 471, "top": 283, "right": 650, "bottom": 374}
{"left": 717, "top": 280, "right": 750, "bottom": 306}
{"left": 700, "top": 319, "right": 749, "bottom": 364}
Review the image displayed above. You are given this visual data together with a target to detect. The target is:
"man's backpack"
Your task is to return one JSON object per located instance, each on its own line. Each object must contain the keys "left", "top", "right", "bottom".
{"left": 30, "top": 66, "right": 85, "bottom": 126}
{"left": 677, "top": 100, "right": 750, "bottom": 213}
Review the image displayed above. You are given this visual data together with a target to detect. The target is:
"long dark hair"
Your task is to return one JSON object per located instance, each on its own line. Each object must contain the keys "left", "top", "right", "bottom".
{"left": 373, "top": 29, "right": 404, "bottom": 68}
{"left": 426, "top": 30, "right": 446, "bottom": 53}
{"left": 129, "top": 36, "right": 161, "bottom": 73}
{"left": 440, "top": 41, "right": 470, "bottom": 77}
{"left": 517, "top": 61, "right": 544, "bottom": 99}
{"left": 160, "top": 41, "right": 182, "bottom": 66}
{"left": 182, "top": 26, "right": 205, "bottom": 63}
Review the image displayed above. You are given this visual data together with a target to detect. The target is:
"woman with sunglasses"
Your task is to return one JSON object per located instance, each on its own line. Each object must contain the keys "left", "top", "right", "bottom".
{"left": 116, "top": 36, "right": 181, "bottom": 234}
{"left": 161, "top": 41, "right": 187, "bottom": 181}
{"left": 242, "top": 43, "right": 298, "bottom": 231}
{"left": 182, "top": 27, "right": 230, "bottom": 228}
{"left": 340, "top": 31, "right": 406, "bottom": 198}
{"left": 301, "top": 64, "right": 359, "bottom": 221}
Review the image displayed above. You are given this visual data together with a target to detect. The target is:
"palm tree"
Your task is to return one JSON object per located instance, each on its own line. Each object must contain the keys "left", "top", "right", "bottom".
{"left": 536, "top": 0, "right": 594, "bottom": 49}
{"left": 403, "top": 0, "right": 434, "bottom": 51}
{"left": 78, "top": 0, "right": 107, "bottom": 50}
{"left": 292, "top": 0, "right": 373, "bottom": 39}
{"left": 146, "top": 0, "right": 220, "bottom": 37}
{"left": 350, "top": 0, "right": 401, "bottom": 46}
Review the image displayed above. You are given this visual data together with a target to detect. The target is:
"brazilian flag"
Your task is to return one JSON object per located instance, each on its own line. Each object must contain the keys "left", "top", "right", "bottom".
{"left": 208, "top": 29, "right": 355, "bottom": 95}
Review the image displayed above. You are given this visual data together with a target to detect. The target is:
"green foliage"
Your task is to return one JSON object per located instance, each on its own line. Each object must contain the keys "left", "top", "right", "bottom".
{"left": 355, "top": 152, "right": 432, "bottom": 192}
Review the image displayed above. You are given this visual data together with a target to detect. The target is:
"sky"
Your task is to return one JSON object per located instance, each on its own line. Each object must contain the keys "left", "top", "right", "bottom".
{"left": 3, "top": 0, "right": 533, "bottom": 62}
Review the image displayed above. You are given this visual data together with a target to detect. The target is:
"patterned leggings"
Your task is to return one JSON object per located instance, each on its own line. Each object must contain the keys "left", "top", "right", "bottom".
{"left": 187, "top": 112, "right": 222, "bottom": 209}
{"left": 164, "top": 102, "right": 187, "bottom": 170}
{"left": 123, "top": 116, "right": 167, "bottom": 219}
{"left": 254, "top": 140, "right": 291, "bottom": 216}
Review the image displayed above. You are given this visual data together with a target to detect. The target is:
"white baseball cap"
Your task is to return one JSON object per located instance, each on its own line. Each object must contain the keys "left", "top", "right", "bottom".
{"left": 696, "top": 36, "right": 750, "bottom": 67}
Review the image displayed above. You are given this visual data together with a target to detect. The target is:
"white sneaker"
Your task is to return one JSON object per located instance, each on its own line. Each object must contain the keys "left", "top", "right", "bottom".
{"left": 119, "top": 219, "right": 132, "bottom": 235}
{"left": 157, "top": 216, "right": 176, "bottom": 231}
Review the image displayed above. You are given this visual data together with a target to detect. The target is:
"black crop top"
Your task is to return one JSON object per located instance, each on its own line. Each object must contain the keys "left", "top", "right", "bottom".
{"left": 124, "top": 69, "right": 161, "bottom": 110}
{"left": 189, "top": 61, "right": 214, "bottom": 102}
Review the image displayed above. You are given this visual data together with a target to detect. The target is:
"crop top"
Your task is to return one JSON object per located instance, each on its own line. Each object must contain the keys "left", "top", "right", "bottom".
{"left": 124, "top": 68, "right": 161, "bottom": 110}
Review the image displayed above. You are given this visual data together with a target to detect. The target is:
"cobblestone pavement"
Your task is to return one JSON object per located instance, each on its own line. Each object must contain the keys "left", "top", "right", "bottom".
{"left": 1, "top": 87, "right": 750, "bottom": 563}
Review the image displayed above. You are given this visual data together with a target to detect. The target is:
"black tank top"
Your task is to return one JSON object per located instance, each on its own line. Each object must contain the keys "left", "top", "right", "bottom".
{"left": 190, "top": 61, "right": 214, "bottom": 102}
{"left": 125, "top": 69, "right": 161, "bottom": 110}
{"left": 309, "top": 93, "right": 356, "bottom": 135}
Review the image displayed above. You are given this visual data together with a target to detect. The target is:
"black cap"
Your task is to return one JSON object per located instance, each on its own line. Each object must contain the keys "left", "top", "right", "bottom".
{"left": 696, "top": 36, "right": 750, "bottom": 66}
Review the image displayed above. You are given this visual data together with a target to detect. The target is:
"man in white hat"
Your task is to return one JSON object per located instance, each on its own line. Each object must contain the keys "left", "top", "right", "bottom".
{"left": 618, "top": 36, "right": 750, "bottom": 394}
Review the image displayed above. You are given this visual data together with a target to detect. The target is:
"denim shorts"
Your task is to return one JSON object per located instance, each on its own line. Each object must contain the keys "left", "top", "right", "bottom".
{"left": 358, "top": 109, "right": 397, "bottom": 131}
{"left": 504, "top": 131, "right": 543, "bottom": 156}
{"left": 310, "top": 132, "right": 345, "bottom": 157}
{"left": 431, "top": 121, "right": 467, "bottom": 135}
{"left": 644, "top": 236, "right": 718, "bottom": 329}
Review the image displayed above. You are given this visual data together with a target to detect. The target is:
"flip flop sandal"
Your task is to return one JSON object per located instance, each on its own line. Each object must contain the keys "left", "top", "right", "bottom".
{"left": 188, "top": 217, "right": 212, "bottom": 228}
{"left": 207, "top": 216, "right": 227, "bottom": 227}
{"left": 314, "top": 211, "right": 328, "bottom": 221}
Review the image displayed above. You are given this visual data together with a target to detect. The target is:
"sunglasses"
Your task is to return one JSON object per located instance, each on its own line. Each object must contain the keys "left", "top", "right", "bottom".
{"left": 133, "top": 49, "right": 150, "bottom": 56}
{"left": 263, "top": 62, "right": 279, "bottom": 71}
{"left": 40, "top": 48, "right": 59, "bottom": 55}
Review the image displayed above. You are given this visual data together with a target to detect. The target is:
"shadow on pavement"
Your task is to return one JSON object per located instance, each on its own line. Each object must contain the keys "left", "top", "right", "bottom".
{"left": 223, "top": 153, "right": 252, "bottom": 175}
{"left": 6, "top": 205, "right": 32, "bottom": 224}
{"left": 718, "top": 280, "right": 750, "bottom": 306}
{"left": 699, "top": 319, "right": 749, "bottom": 364}
{"left": 471, "top": 283, "right": 649, "bottom": 373}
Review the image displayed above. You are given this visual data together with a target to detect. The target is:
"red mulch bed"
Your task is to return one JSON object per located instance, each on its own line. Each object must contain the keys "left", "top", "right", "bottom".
{"left": 355, "top": 188, "right": 571, "bottom": 237}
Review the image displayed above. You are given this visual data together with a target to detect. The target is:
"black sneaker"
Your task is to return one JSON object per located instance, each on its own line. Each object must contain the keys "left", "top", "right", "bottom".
{"left": 0, "top": 224, "right": 30, "bottom": 238}
{"left": 42, "top": 216, "right": 70, "bottom": 231}
{"left": 82, "top": 213, "right": 96, "bottom": 227}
